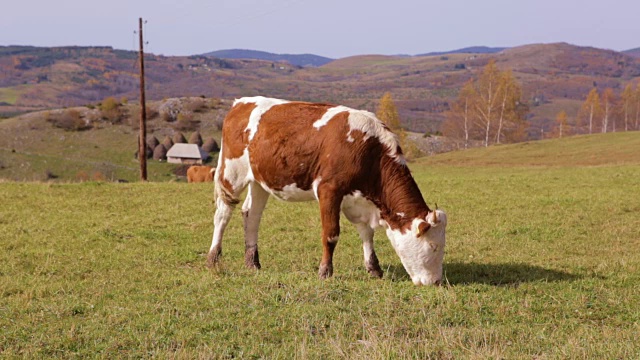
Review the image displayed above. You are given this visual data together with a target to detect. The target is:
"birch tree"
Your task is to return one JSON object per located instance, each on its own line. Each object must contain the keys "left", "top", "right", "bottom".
{"left": 621, "top": 84, "right": 634, "bottom": 132}
{"left": 579, "top": 88, "right": 601, "bottom": 134}
{"left": 443, "top": 80, "right": 476, "bottom": 149}
{"left": 601, "top": 88, "right": 615, "bottom": 133}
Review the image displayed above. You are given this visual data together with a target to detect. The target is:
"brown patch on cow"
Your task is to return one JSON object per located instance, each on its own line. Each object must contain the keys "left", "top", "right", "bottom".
{"left": 187, "top": 165, "right": 214, "bottom": 183}
{"left": 248, "top": 101, "right": 429, "bottom": 231}
{"left": 248, "top": 102, "right": 340, "bottom": 191}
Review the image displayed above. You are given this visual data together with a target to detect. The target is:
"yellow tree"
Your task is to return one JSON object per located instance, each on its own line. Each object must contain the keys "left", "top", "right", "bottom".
{"left": 494, "top": 69, "right": 524, "bottom": 144}
{"left": 635, "top": 83, "right": 640, "bottom": 130}
{"left": 621, "top": 84, "right": 634, "bottom": 132}
{"left": 443, "top": 80, "right": 477, "bottom": 149}
{"left": 601, "top": 88, "right": 615, "bottom": 133}
{"left": 579, "top": 88, "right": 601, "bottom": 134}
{"left": 475, "top": 60, "right": 502, "bottom": 147}
{"left": 376, "top": 92, "right": 413, "bottom": 157}
{"left": 554, "top": 110, "right": 569, "bottom": 138}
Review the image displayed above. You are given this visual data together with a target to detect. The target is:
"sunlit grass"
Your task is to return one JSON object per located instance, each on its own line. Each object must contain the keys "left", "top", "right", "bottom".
{"left": 2, "top": 147, "right": 639, "bottom": 358}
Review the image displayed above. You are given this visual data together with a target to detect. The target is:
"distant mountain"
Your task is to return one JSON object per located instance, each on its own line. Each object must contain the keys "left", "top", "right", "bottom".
{"left": 418, "top": 46, "right": 507, "bottom": 57}
{"left": 202, "top": 49, "right": 334, "bottom": 67}
{"left": 623, "top": 47, "right": 640, "bottom": 58}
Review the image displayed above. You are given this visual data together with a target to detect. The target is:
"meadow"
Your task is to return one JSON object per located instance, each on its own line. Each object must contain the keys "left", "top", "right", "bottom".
{"left": 1, "top": 133, "right": 639, "bottom": 358}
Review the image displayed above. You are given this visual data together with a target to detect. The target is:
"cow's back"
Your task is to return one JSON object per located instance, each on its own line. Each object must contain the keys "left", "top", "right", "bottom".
{"left": 218, "top": 97, "right": 402, "bottom": 201}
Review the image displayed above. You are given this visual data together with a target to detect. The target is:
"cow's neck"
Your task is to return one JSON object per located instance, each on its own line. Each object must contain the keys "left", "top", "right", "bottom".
{"left": 374, "top": 155, "right": 430, "bottom": 231}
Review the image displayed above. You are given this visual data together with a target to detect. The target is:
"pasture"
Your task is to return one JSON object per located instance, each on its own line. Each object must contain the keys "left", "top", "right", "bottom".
{"left": 1, "top": 133, "right": 639, "bottom": 358}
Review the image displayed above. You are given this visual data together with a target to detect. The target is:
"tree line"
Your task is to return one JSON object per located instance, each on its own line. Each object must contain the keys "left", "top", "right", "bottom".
{"left": 552, "top": 84, "right": 640, "bottom": 138}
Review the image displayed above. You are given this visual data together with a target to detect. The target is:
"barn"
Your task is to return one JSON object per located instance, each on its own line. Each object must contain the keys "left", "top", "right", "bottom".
{"left": 166, "top": 143, "right": 210, "bottom": 164}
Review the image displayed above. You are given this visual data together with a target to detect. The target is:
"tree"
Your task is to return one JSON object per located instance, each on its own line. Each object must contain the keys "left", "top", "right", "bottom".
{"left": 475, "top": 60, "right": 501, "bottom": 147}
{"left": 443, "top": 80, "right": 476, "bottom": 149}
{"left": 494, "top": 69, "right": 522, "bottom": 144}
{"left": 554, "top": 110, "right": 569, "bottom": 138}
{"left": 579, "top": 88, "right": 601, "bottom": 134}
{"left": 601, "top": 88, "right": 615, "bottom": 133}
{"left": 444, "top": 60, "right": 526, "bottom": 147}
{"left": 376, "top": 92, "right": 420, "bottom": 159}
{"left": 635, "top": 84, "right": 640, "bottom": 130}
{"left": 620, "top": 84, "right": 634, "bottom": 132}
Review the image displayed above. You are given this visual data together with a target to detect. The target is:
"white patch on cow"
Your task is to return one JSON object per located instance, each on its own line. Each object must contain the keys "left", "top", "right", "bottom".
{"left": 341, "top": 191, "right": 382, "bottom": 230}
{"left": 313, "top": 106, "right": 350, "bottom": 129}
{"left": 312, "top": 177, "right": 322, "bottom": 200}
{"left": 262, "top": 182, "right": 316, "bottom": 202}
{"left": 311, "top": 104, "right": 405, "bottom": 164}
{"left": 327, "top": 235, "right": 339, "bottom": 244}
{"left": 346, "top": 110, "right": 406, "bottom": 164}
{"left": 385, "top": 211, "right": 447, "bottom": 285}
{"left": 223, "top": 148, "right": 253, "bottom": 188}
{"left": 234, "top": 96, "right": 289, "bottom": 141}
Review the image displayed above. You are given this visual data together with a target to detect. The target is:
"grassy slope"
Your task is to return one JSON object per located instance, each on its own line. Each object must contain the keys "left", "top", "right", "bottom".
{"left": 0, "top": 102, "right": 224, "bottom": 182}
{"left": 1, "top": 133, "right": 639, "bottom": 358}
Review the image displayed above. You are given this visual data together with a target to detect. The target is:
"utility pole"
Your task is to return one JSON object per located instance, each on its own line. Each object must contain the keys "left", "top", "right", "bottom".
{"left": 138, "top": 17, "right": 148, "bottom": 181}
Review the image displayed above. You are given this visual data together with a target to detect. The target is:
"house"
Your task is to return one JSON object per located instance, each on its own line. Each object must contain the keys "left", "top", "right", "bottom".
{"left": 166, "top": 143, "right": 210, "bottom": 164}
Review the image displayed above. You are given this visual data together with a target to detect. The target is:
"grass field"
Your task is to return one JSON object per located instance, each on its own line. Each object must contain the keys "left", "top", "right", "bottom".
{"left": 1, "top": 133, "right": 639, "bottom": 358}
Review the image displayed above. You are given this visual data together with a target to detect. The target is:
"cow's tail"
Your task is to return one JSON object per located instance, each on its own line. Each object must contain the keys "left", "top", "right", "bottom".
{"left": 214, "top": 140, "right": 240, "bottom": 206}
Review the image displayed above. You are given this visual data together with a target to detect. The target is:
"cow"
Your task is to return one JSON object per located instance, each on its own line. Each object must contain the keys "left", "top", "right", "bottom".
{"left": 207, "top": 96, "right": 447, "bottom": 285}
{"left": 187, "top": 165, "right": 215, "bottom": 183}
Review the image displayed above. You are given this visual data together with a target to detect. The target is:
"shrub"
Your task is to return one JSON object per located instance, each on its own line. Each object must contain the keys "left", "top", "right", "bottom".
{"left": 46, "top": 109, "right": 91, "bottom": 131}
{"left": 92, "top": 171, "right": 106, "bottom": 182}
{"left": 76, "top": 171, "right": 89, "bottom": 182}
{"left": 184, "top": 97, "right": 207, "bottom": 113}
{"left": 159, "top": 98, "right": 182, "bottom": 122}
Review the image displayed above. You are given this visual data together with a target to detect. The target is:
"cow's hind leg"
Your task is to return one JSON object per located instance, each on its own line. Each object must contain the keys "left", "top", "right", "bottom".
{"left": 355, "top": 223, "right": 383, "bottom": 278}
{"left": 207, "top": 195, "right": 235, "bottom": 267}
{"left": 242, "top": 184, "right": 269, "bottom": 269}
{"left": 317, "top": 185, "right": 342, "bottom": 279}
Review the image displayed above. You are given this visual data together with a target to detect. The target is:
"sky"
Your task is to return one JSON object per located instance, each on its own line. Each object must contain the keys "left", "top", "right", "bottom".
{"left": 1, "top": 0, "right": 639, "bottom": 59}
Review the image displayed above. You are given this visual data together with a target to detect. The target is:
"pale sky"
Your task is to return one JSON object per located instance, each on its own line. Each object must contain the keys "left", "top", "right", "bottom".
{"left": 1, "top": 0, "right": 638, "bottom": 59}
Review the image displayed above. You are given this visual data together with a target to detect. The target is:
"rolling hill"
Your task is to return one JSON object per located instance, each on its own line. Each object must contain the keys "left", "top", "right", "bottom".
{"left": 1, "top": 43, "right": 640, "bottom": 135}
{"left": 201, "top": 49, "right": 334, "bottom": 67}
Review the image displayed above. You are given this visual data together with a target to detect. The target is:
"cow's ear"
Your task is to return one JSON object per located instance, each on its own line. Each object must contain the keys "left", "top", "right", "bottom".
{"left": 415, "top": 221, "right": 430, "bottom": 238}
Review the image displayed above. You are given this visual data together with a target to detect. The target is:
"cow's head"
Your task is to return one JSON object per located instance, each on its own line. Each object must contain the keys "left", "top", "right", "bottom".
{"left": 385, "top": 208, "right": 447, "bottom": 285}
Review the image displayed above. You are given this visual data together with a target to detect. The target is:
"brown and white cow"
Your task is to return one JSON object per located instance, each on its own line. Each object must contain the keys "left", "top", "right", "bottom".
{"left": 187, "top": 165, "right": 215, "bottom": 183}
{"left": 207, "top": 96, "right": 447, "bottom": 285}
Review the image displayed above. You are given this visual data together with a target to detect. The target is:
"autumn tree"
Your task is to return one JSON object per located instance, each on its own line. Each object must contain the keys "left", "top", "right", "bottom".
{"left": 444, "top": 60, "right": 525, "bottom": 147}
{"left": 443, "top": 80, "right": 477, "bottom": 149}
{"left": 579, "top": 88, "right": 601, "bottom": 134}
{"left": 554, "top": 110, "right": 569, "bottom": 138}
{"left": 620, "top": 84, "right": 634, "bottom": 132}
{"left": 600, "top": 88, "right": 615, "bottom": 133}
{"left": 376, "top": 92, "right": 418, "bottom": 159}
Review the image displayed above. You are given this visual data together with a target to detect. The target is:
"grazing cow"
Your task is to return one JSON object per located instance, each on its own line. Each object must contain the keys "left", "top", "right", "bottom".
{"left": 187, "top": 165, "right": 215, "bottom": 183}
{"left": 208, "top": 96, "right": 447, "bottom": 285}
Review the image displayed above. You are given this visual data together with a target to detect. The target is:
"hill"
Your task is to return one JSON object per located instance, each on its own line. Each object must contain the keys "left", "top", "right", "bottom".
{"left": 624, "top": 47, "right": 640, "bottom": 58}
{"left": 2, "top": 43, "right": 640, "bottom": 135}
{"left": 201, "top": 49, "right": 334, "bottom": 67}
{"left": 418, "top": 46, "right": 507, "bottom": 56}
{"left": 420, "top": 132, "right": 640, "bottom": 167}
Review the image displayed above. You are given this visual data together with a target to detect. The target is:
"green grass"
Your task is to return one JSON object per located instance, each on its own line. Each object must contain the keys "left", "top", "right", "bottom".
{"left": 2, "top": 133, "right": 640, "bottom": 358}
{"left": 0, "top": 87, "right": 22, "bottom": 105}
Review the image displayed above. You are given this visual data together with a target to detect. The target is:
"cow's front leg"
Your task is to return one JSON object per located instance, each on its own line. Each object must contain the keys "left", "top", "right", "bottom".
{"left": 355, "top": 223, "right": 383, "bottom": 278}
{"left": 317, "top": 186, "right": 342, "bottom": 279}
{"left": 242, "top": 184, "right": 270, "bottom": 269}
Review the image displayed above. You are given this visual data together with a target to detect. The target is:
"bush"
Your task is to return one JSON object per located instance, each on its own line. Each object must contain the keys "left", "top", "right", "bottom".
{"left": 159, "top": 98, "right": 182, "bottom": 122}
{"left": 46, "top": 109, "right": 91, "bottom": 131}
{"left": 100, "top": 97, "right": 122, "bottom": 124}
{"left": 184, "top": 97, "right": 207, "bottom": 113}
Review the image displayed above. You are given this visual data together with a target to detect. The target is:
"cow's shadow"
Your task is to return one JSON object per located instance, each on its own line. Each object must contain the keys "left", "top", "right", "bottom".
{"left": 385, "top": 261, "right": 581, "bottom": 286}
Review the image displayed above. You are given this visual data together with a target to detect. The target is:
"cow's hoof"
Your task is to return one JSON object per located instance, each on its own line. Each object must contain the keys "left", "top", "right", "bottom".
{"left": 318, "top": 264, "right": 333, "bottom": 279}
{"left": 244, "top": 248, "right": 261, "bottom": 270}
{"left": 367, "top": 266, "right": 384, "bottom": 279}
{"left": 206, "top": 246, "right": 222, "bottom": 268}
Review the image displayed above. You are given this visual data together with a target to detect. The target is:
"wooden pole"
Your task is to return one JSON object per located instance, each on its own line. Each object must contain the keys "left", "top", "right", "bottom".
{"left": 138, "top": 17, "right": 148, "bottom": 181}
